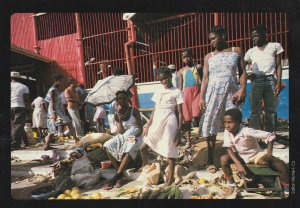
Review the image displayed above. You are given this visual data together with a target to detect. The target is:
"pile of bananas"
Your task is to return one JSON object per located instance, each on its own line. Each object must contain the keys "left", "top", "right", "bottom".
{"left": 158, "top": 184, "right": 182, "bottom": 199}
{"left": 140, "top": 184, "right": 182, "bottom": 199}
{"left": 86, "top": 143, "right": 103, "bottom": 151}
{"left": 116, "top": 187, "right": 140, "bottom": 198}
{"left": 56, "top": 136, "right": 72, "bottom": 142}
{"left": 191, "top": 193, "right": 214, "bottom": 199}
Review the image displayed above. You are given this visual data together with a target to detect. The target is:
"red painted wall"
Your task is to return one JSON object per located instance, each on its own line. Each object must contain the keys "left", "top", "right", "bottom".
{"left": 11, "top": 13, "right": 35, "bottom": 51}
{"left": 38, "top": 34, "right": 82, "bottom": 82}
{"left": 11, "top": 13, "right": 84, "bottom": 84}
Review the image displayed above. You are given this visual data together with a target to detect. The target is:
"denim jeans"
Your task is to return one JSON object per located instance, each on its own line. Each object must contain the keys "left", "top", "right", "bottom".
{"left": 249, "top": 76, "right": 276, "bottom": 132}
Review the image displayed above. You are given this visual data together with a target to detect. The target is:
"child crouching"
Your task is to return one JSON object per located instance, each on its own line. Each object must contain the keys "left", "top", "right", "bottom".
{"left": 220, "top": 108, "right": 289, "bottom": 197}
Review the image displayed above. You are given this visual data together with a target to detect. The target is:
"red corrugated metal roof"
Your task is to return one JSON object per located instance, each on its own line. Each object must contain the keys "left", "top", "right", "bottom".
{"left": 11, "top": 44, "right": 56, "bottom": 63}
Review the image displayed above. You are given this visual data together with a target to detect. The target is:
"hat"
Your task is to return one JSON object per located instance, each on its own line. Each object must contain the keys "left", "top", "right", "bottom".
{"left": 11, "top": 71, "right": 21, "bottom": 79}
{"left": 167, "top": 64, "right": 176, "bottom": 70}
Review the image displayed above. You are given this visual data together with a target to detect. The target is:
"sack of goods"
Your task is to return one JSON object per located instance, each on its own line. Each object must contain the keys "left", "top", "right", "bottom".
{"left": 71, "top": 155, "right": 101, "bottom": 189}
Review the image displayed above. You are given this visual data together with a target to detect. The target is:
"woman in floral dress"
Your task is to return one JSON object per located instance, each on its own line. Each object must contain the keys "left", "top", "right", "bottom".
{"left": 199, "top": 26, "right": 247, "bottom": 173}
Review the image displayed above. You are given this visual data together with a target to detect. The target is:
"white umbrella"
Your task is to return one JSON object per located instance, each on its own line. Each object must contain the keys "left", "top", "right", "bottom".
{"left": 85, "top": 75, "right": 135, "bottom": 105}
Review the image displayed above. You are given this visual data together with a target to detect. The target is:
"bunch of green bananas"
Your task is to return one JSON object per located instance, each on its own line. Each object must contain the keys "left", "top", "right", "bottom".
{"left": 157, "top": 184, "right": 183, "bottom": 199}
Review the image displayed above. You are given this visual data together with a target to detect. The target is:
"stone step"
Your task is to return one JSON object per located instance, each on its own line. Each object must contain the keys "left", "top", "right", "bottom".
{"left": 11, "top": 163, "right": 54, "bottom": 178}
{"left": 11, "top": 148, "right": 74, "bottom": 161}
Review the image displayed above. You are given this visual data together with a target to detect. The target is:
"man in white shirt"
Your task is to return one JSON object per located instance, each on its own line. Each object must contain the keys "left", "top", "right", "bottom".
{"left": 11, "top": 71, "right": 30, "bottom": 150}
{"left": 245, "top": 24, "right": 284, "bottom": 133}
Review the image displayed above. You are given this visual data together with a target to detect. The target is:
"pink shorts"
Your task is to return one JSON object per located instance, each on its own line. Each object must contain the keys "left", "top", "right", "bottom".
{"left": 182, "top": 85, "right": 201, "bottom": 121}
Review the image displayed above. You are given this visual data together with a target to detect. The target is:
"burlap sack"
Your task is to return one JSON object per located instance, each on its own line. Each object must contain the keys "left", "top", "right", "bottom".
{"left": 138, "top": 163, "right": 161, "bottom": 185}
{"left": 77, "top": 132, "right": 112, "bottom": 147}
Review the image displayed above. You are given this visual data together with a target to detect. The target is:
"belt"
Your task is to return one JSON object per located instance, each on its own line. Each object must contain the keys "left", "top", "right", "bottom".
{"left": 250, "top": 74, "right": 274, "bottom": 81}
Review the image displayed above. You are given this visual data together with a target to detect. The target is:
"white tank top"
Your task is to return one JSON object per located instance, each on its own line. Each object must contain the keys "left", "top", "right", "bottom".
{"left": 122, "top": 108, "right": 138, "bottom": 128}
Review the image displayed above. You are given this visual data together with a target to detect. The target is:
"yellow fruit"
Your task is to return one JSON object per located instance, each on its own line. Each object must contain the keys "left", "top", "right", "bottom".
{"left": 48, "top": 197, "right": 56, "bottom": 200}
{"left": 71, "top": 189, "right": 80, "bottom": 196}
{"left": 198, "top": 178, "right": 207, "bottom": 184}
{"left": 64, "top": 197, "right": 72, "bottom": 200}
{"left": 71, "top": 187, "right": 80, "bottom": 191}
{"left": 71, "top": 193, "right": 82, "bottom": 199}
{"left": 91, "top": 192, "right": 102, "bottom": 199}
{"left": 64, "top": 189, "right": 72, "bottom": 196}
{"left": 124, "top": 188, "right": 138, "bottom": 193}
{"left": 83, "top": 196, "right": 93, "bottom": 200}
{"left": 57, "top": 194, "right": 66, "bottom": 199}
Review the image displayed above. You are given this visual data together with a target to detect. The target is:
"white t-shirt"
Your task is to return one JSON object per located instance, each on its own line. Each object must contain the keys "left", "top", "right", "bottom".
{"left": 11, "top": 81, "right": 29, "bottom": 108}
{"left": 244, "top": 42, "right": 284, "bottom": 76}
{"left": 223, "top": 126, "right": 276, "bottom": 163}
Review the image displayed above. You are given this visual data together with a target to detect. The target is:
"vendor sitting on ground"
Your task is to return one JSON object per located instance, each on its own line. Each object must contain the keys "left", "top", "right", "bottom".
{"left": 220, "top": 108, "right": 289, "bottom": 197}
{"left": 102, "top": 90, "right": 143, "bottom": 190}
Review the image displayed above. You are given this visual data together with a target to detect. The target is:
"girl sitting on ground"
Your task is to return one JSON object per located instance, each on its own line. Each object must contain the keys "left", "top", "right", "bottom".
{"left": 140, "top": 66, "right": 184, "bottom": 187}
{"left": 102, "top": 90, "right": 143, "bottom": 190}
{"left": 220, "top": 108, "right": 289, "bottom": 197}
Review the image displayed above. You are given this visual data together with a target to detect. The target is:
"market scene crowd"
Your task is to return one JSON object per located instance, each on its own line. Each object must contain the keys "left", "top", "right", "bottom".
{"left": 11, "top": 24, "right": 289, "bottom": 199}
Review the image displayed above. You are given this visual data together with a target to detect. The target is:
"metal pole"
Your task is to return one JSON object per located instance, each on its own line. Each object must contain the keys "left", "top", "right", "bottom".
{"left": 214, "top": 13, "right": 219, "bottom": 26}
{"left": 75, "top": 13, "right": 86, "bottom": 86}
{"left": 124, "top": 20, "right": 139, "bottom": 108}
{"left": 31, "top": 15, "right": 40, "bottom": 54}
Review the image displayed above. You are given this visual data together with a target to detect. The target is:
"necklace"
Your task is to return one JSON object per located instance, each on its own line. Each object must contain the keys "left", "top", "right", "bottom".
{"left": 118, "top": 106, "right": 130, "bottom": 119}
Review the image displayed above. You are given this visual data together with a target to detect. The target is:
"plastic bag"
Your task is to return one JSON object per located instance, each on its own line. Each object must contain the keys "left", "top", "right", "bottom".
{"left": 71, "top": 156, "right": 94, "bottom": 175}
{"left": 71, "top": 156, "right": 101, "bottom": 188}
{"left": 70, "top": 169, "right": 101, "bottom": 189}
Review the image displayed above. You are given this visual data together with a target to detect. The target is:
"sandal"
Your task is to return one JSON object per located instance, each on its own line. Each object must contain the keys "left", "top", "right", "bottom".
{"left": 102, "top": 182, "right": 115, "bottom": 190}
{"left": 103, "top": 172, "right": 123, "bottom": 190}
{"left": 206, "top": 164, "right": 218, "bottom": 173}
{"left": 114, "top": 178, "right": 126, "bottom": 188}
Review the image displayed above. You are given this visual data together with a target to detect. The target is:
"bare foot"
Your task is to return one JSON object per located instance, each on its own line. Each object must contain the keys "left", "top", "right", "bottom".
{"left": 161, "top": 176, "right": 175, "bottom": 188}
{"left": 43, "top": 135, "right": 53, "bottom": 151}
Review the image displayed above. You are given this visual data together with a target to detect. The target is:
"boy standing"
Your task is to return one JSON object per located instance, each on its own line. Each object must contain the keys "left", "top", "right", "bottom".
{"left": 65, "top": 78, "right": 84, "bottom": 137}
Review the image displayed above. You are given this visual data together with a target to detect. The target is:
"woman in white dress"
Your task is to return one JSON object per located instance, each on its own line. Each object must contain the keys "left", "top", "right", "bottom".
{"left": 102, "top": 90, "right": 143, "bottom": 190}
{"left": 31, "top": 96, "right": 47, "bottom": 138}
{"left": 140, "top": 67, "right": 184, "bottom": 187}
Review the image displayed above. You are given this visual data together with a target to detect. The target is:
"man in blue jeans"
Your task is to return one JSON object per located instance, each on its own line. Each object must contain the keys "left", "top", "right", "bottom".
{"left": 245, "top": 24, "right": 285, "bottom": 149}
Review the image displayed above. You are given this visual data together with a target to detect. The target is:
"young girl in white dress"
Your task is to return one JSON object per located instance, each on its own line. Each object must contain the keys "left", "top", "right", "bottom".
{"left": 31, "top": 95, "right": 47, "bottom": 138}
{"left": 140, "top": 66, "right": 184, "bottom": 187}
